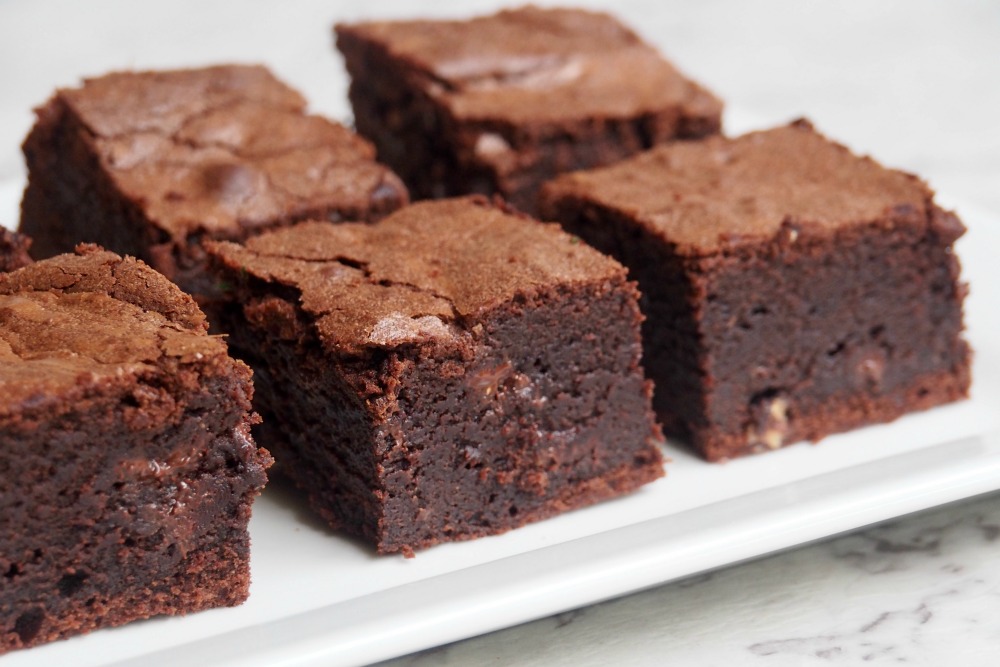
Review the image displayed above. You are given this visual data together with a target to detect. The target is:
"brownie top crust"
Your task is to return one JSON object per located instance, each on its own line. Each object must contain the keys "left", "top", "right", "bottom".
{"left": 45, "top": 65, "right": 405, "bottom": 240}
{"left": 58, "top": 65, "right": 306, "bottom": 138}
{"left": 207, "top": 196, "right": 626, "bottom": 355}
{"left": 541, "top": 120, "right": 951, "bottom": 254}
{"left": 335, "top": 6, "right": 721, "bottom": 124}
{"left": 0, "top": 245, "right": 227, "bottom": 411}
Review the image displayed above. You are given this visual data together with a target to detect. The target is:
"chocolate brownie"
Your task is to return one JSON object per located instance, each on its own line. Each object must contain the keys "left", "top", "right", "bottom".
{"left": 539, "top": 120, "right": 971, "bottom": 461}
{"left": 0, "top": 246, "right": 272, "bottom": 653}
{"left": 207, "top": 197, "right": 663, "bottom": 555}
{"left": 0, "top": 229, "right": 32, "bottom": 272}
{"left": 336, "top": 6, "right": 722, "bottom": 213}
{"left": 19, "top": 65, "right": 407, "bottom": 297}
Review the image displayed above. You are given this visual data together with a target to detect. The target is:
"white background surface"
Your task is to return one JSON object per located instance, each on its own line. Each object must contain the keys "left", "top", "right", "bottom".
{"left": 2, "top": 1, "right": 999, "bottom": 666}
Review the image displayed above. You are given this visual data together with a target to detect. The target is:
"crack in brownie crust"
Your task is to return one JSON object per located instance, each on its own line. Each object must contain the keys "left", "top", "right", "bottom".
{"left": 540, "top": 120, "right": 971, "bottom": 461}
{"left": 0, "top": 246, "right": 272, "bottom": 653}
{"left": 208, "top": 197, "right": 663, "bottom": 554}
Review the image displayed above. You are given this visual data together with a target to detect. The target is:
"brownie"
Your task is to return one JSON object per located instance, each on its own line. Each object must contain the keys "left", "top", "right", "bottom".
{"left": 18, "top": 65, "right": 408, "bottom": 297}
{"left": 0, "top": 245, "right": 272, "bottom": 653}
{"left": 335, "top": 6, "right": 722, "bottom": 214}
{"left": 0, "top": 229, "right": 32, "bottom": 272}
{"left": 207, "top": 196, "right": 663, "bottom": 555}
{"left": 539, "top": 120, "right": 971, "bottom": 461}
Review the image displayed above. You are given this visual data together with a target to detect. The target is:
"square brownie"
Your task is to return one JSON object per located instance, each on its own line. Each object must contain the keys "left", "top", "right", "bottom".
{"left": 539, "top": 120, "right": 971, "bottom": 461}
{"left": 206, "top": 196, "right": 663, "bottom": 555}
{"left": 18, "top": 65, "right": 408, "bottom": 297}
{"left": 0, "top": 229, "right": 32, "bottom": 272}
{"left": 335, "top": 6, "right": 722, "bottom": 214}
{"left": 0, "top": 245, "right": 271, "bottom": 653}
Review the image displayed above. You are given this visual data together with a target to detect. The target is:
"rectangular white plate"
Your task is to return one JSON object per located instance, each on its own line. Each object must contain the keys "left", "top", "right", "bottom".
{"left": 3, "top": 181, "right": 999, "bottom": 667}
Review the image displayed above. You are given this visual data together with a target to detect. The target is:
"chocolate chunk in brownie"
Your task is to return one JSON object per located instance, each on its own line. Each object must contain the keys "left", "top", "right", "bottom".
{"left": 0, "top": 245, "right": 272, "bottom": 653}
{"left": 539, "top": 120, "right": 971, "bottom": 461}
{"left": 207, "top": 196, "right": 663, "bottom": 555}
{"left": 336, "top": 6, "right": 722, "bottom": 214}
{"left": 18, "top": 65, "right": 408, "bottom": 297}
{"left": 0, "top": 229, "right": 32, "bottom": 272}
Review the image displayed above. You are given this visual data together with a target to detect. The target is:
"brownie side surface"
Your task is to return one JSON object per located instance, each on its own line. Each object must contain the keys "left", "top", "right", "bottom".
{"left": 208, "top": 197, "right": 663, "bottom": 554}
{"left": 336, "top": 7, "right": 722, "bottom": 213}
{"left": 539, "top": 121, "right": 971, "bottom": 460}
{"left": 18, "top": 65, "right": 407, "bottom": 295}
{"left": 0, "top": 246, "right": 271, "bottom": 653}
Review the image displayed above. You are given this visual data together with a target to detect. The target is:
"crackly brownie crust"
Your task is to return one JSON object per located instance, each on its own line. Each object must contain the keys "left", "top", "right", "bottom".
{"left": 18, "top": 65, "right": 407, "bottom": 296}
{"left": 336, "top": 7, "right": 722, "bottom": 213}
{"left": 208, "top": 197, "right": 663, "bottom": 554}
{"left": 0, "top": 246, "right": 271, "bottom": 653}
{"left": 540, "top": 121, "right": 971, "bottom": 461}
{"left": 0, "top": 229, "right": 32, "bottom": 272}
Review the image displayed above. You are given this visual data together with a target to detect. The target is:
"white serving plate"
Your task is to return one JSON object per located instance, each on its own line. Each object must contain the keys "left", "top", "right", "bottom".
{"left": 2, "top": 178, "right": 999, "bottom": 667}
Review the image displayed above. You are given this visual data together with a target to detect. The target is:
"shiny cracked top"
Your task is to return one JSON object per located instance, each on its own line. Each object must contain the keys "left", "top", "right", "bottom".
{"left": 53, "top": 64, "right": 406, "bottom": 241}
{"left": 208, "top": 197, "right": 627, "bottom": 355}
{"left": 336, "top": 6, "right": 721, "bottom": 125}
{"left": 0, "top": 246, "right": 227, "bottom": 413}
{"left": 541, "top": 121, "right": 945, "bottom": 254}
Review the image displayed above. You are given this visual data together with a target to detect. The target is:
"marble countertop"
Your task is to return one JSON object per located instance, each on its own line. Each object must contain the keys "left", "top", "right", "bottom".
{"left": 2, "top": 1, "right": 998, "bottom": 665}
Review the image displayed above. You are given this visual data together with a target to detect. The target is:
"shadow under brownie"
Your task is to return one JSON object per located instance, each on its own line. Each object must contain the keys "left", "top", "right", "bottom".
{"left": 207, "top": 196, "right": 664, "bottom": 555}
{"left": 0, "top": 245, "right": 272, "bottom": 653}
{"left": 540, "top": 120, "right": 971, "bottom": 461}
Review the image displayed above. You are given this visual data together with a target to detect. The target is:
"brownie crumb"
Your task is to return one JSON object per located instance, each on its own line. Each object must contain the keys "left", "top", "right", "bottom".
{"left": 0, "top": 229, "right": 32, "bottom": 272}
